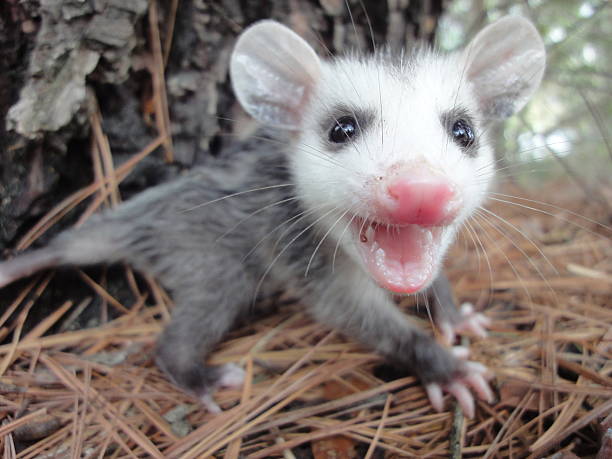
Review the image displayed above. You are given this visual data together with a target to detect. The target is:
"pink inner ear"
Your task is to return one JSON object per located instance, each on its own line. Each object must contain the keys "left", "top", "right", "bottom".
{"left": 230, "top": 20, "right": 321, "bottom": 130}
{"left": 464, "top": 17, "right": 545, "bottom": 119}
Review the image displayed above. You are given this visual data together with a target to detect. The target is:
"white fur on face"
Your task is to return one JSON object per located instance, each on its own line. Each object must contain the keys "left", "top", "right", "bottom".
{"left": 229, "top": 18, "right": 542, "bottom": 293}
{"left": 289, "top": 49, "right": 496, "bottom": 281}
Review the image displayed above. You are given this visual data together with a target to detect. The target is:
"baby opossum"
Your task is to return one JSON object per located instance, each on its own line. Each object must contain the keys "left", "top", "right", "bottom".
{"left": 0, "top": 16, "right": 545, "bottom": 417}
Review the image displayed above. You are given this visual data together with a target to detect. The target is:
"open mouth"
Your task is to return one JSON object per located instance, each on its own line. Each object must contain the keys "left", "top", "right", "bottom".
{"left": 352, "top": 218, "right": 443, "bottom": 294}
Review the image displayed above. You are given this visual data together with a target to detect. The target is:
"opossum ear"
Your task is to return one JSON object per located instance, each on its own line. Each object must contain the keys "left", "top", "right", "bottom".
{"left": 230, "top": 20, "right": 321, "bottom": 130}
{"left": 463, "top": 16, "right": 546, "bottom": 119}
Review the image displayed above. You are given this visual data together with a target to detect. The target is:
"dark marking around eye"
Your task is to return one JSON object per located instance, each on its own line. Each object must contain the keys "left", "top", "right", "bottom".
{"left": 441, "top": 108, "right": 479, "bottom": 157}
{"left": 321, "top": 105, "right": 375, "bottom": 151}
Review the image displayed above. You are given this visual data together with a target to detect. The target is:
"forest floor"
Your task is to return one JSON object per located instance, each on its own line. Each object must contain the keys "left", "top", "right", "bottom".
{"left": 0, "top": 153, "right": 610, "bottom": 459}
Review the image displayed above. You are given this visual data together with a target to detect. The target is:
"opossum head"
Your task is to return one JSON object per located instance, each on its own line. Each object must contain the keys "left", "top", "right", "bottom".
{"left": 230, "top": 17, "right": 545, "bottom": 294}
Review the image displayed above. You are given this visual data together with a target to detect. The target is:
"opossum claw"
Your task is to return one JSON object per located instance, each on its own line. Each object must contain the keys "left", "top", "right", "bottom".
{"left": 425, "top": 348, "right": 493, "bottom": 418}
{"left": 440, "top": 303, "right": 492, "bottom": 345}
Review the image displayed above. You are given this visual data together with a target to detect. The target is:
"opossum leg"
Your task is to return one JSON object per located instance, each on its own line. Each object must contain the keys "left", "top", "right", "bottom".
{"left": 308, "top": 273, "right": 495, "bottom": 418}
{"left": 154, "top": 283, "right": 248, "bottom": 413}
{"left": 428, "top": 273, "right": 491, "bottom": 345}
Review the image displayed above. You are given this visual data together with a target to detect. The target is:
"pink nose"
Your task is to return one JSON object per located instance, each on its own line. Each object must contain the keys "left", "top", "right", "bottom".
{"left": 384, "top": 176, "right": 459, "bottom": 226}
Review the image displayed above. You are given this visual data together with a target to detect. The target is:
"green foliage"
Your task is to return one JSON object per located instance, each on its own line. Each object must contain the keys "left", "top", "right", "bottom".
{"left": 439, "top": 0, "right": 611, "bottom": 186}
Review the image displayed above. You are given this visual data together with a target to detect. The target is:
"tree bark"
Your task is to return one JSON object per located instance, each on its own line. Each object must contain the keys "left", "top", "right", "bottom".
{"left": 0, "top": 0, "right": 445, "bottom": 320}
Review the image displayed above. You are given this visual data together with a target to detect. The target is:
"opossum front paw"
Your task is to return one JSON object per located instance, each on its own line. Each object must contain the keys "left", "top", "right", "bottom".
{"left": 156, "top": 353, "right": 245, "bottom": 414}
{"left": 199, "top": 363, "right": 245, "bottom": 413}
{"left": 424, "top": 347, "right": 494, "bottom": 418}
{"left": 215, "top": 363, "right": 246, "bottom": 388}
{"left": 440, "top": 303, "right": 491, "bottom": 345}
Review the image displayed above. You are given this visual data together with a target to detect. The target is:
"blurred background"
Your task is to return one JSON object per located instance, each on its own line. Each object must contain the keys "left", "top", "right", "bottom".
{"left": 440, "top": 0, "right": 611, "bottom": 206}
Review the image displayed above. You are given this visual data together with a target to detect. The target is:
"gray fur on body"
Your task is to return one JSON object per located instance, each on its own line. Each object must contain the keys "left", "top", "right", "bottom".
{"left": 1, "top": 133, "right": 463, "bottom": 398}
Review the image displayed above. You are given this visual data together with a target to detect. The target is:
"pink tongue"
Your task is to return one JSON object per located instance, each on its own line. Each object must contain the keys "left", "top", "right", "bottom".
{"left": 356, "top": 224, "right": 435, "bottom": 294}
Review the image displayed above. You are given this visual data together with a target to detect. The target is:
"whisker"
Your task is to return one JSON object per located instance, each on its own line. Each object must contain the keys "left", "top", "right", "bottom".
{"left": 217, "top": 129, "right": 363, "bottom": 176}
{"left": 464, "top": 218, "right": 494, "bottom": 306}
{"left": 215, "top": 196, "right": 300, "bottom": 242}
{"left": 252, "top": 205, "right": 338, "bottom": 305}
{"left": 477, "top": 206, "right": 559, "bottom": 275}
{"left": 488, "top": 193, "right": 612, "bottom": 233}
{"left": 305, "top": 206, "right": 355, "bottom": 277}
{"left": 471, "top": 214, "right": 535, "bottom": 308}
{"left": 474, "top": 208, "right": 559, "bottom": 304}
{"left": 181, "top": 184, "right": 295, "bottom": 213}
{"left": 461, "top": 219, "right": 482, "bottom": 273}
{"left": 241, "top": 203, "right": 330, "bottom": 263}
{"left": 332, "top": 212, "right": 359, "bottom": 273}
{"left": 423, "top": 291, "right": 434, "bottom": 329}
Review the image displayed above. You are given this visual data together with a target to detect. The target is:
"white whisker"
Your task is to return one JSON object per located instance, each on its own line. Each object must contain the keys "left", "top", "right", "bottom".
{"left": 181, "top": 184, "right": 295, "bottom": 213}
{"left": 305, "top": 206, "right": 355, "bottom": 277}
{"left": 252, "top": 206, "right": 338, "bottom": 305}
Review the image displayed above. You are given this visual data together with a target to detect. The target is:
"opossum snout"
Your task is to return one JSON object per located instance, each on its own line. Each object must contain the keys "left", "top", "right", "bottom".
{"left": 376, "top": 169, "right": 461, "bottom": 226}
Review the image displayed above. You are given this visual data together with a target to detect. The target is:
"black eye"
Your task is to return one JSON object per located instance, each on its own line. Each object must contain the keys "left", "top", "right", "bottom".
{"left": 451, "top": 119, "right": 475, "bottom": 149}
{"left": 329, "top": 116, "right": 357, "bottom": 143}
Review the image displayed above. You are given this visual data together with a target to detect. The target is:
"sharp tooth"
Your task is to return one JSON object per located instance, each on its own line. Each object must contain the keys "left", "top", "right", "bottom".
{"left": 366, "top": 225, "right": 375, "bottom": 242}
{"left": 359, "top": 220, "right": 369, "bottom": 243}
{"left": 358, "top": 218, "right": 380, "bottom": 244}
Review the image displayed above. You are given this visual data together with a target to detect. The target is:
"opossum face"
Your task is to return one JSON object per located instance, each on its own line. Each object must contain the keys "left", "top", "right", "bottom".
{"left": 231, "top": 18, "right": 545, "bottom": 294}
{"left": 293, "top": 53, "right": 496, "bottom": 293}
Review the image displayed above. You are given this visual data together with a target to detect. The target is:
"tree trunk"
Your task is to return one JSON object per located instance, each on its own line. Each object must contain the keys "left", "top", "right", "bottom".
{"left": 0, "top": 0, "right": 445, "bottom": 250}
{"left": 0, "top": 0, "right": 445, "bottom": 322}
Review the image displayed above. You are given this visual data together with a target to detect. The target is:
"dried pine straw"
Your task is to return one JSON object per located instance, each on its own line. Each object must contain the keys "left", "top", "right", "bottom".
{"left": 1, "top": 173, "right": 610, "bottom": 459}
